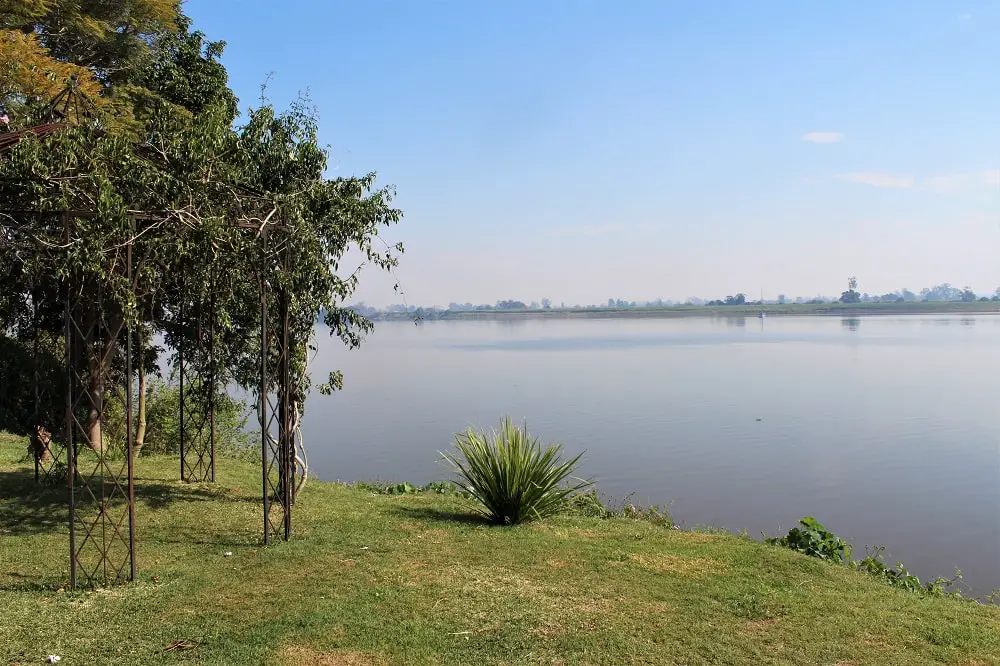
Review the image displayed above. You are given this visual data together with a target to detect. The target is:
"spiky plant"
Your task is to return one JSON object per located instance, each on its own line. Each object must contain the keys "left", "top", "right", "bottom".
{"left": 441, "top": 418, "right": 592, "bottom": 525}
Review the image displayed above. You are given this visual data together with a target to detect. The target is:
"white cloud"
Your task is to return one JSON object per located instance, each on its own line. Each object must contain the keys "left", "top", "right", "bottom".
{"left": 925, "top": 174, "right": 971, "bottom": 195}
{"left": 801, "top": 132, "right": 844, "bottom": 144}
{"left": 983, "top": 169, "right": 1000, "bottom": 188}
{"left": 835, "top": 172, "right": 914, "bottom": 189}
{"left": 957, "top": 13, "right": 971, "bottom": 21}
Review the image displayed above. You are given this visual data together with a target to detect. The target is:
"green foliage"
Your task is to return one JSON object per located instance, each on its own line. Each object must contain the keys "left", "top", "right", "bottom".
{"left": 767, "top": 517, "right": 972, "bottom": 599}
{"left": 0, "top": 334, "right": 64, "bottom": 437}
{"left": 356, "top": 480, "right": 463, "bottom": 496}
{"left": 568, "top": 490, "right": 674, "bottom": 527}
{"left": 0, "top": 3, "right": 404, "bottom": 444}
{"left": 852, "top": 546, "right": 964, "bottom": 597}
{"left": 764, "top": 516, "right": 853, "bottom": 563}
{"left": 101, "top": 379, "right": 250, "bottom": 457}
{"left": 440, "top": 418, "right": 592, "bottom": 525}
{"left": 143, "top": 379, "right": 249, "bottom": 457}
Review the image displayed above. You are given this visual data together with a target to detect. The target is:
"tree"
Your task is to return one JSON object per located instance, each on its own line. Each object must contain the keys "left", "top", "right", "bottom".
{"left": 724, "top": 293, "right": 746, "bottom": 306}
{"left": 960, "top": 287, "right": 977, "bottom": 302}
{"left": 0, "top": 4, "right": 403, "bottom": 449}
{"left": 840, "top": 276, "right": 861, "bottom": 304}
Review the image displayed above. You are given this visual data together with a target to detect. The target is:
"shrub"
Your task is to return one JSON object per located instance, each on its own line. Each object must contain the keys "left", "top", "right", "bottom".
{"left": 767, "top": 517, "right": 972, "bottom": 600}
{"left": 764, "top": 516, "right": 852, "bottom": 563}
{"left": 441, "top": 418, "right": 591, "bottom": 525}
{"left": 104, "top": 378, "right": 251, "bottom": 458}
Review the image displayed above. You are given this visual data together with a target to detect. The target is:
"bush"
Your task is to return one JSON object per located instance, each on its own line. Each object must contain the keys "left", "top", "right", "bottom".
{"left": 441, "top": 418, "right": 591, "bottom": 525}
{"left": 142, "top": 379, "right": 251, "bottom": 457}
{"left": 767, "top": 517, "right": 970, "bottom": 599}
{"left": 764, "top": 516, "right": 852, "bottom": 563}
{"left": 104, "top": 378, "right": 251, "bottom": 457}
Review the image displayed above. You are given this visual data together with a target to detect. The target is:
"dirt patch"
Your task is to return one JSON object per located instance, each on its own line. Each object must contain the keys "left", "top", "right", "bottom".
{"left": 742, "top": 619, "right": 780, "bottom": 635}
{"left": 546, "top": 559, "right": 570, "bottom": 569}
{"left": 627, "top": 553, "right": 727, "bottom": 578}
{"left": 282, "top": 646, "right": 378, "bottom": 666}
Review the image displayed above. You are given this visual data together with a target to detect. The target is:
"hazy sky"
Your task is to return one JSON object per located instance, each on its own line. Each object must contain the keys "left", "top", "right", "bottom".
{"left": 186, "top": 1, "right": 999, "bottom": 306}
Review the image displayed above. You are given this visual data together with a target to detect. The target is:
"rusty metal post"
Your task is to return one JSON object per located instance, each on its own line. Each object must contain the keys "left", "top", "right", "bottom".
{"left": 178, "top": 276, "right": 186, "bottom": 481}
{"left": 63, "top": 212, "right": 76, "bottom": 589}
{"left": 208, "top": 267, "right": 217, "bottom": 483}
{"left": 259, "top": 229, "right": 271, "bottom": 544}
{"left": 280, "top": 253, "right": 292, "bottom": 539}
{"left": 126, "top": 216, "right": 137, "bottom": 581}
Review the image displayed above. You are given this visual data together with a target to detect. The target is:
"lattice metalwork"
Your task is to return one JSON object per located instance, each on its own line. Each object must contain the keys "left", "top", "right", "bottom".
{"left": 179, "top": 273, "right": 217, "bottom": 483}
{"left": 64, "top": 216, "right": 136, "bottom": 587}
{"left": 30, "top": 276, "right": 68, "bottom": 484}
{"left": 5, "top": 198, "right": 300, "bottom": 588}
{"left": 259, "top": 229, "right": 293, "bottom": 543}
{"left": 31, "top": 322, "right": 66, "bottom": 484}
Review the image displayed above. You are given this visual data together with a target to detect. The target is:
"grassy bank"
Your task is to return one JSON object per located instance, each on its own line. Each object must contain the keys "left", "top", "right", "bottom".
{"left": 376, "top": 300, "right": 1000, "bottom": 322}
{"left": 2, "top": 433, "right": 999, "bottom": 665}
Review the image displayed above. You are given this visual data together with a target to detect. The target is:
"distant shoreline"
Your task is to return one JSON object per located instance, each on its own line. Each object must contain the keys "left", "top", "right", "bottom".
{"left": 372, "top": 301, "right": 1000, "bottom": 321}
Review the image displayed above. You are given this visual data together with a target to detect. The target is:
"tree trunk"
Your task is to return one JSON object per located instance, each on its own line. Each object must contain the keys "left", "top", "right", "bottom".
{"left": 134, "top": 371, "right": 147, "bottom": 457}
{"left": 86, "top": 350, "right": 104, "bottom": 453}
{"left": 31, "top": 425, "right": 53, "bottom": 462}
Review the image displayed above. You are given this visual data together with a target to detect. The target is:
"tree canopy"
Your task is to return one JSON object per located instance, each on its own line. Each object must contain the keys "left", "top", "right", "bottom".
{"left": 0, "top": 1, "right": 403, "bottom": 438}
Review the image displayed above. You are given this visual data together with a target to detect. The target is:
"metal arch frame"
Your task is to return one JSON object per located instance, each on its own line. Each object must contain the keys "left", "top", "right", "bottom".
{"left": 256, "top": 224, "right": 295, "bottom": 544}
{"left": 63, "top": 211, "right": 137, "bottom": 587}
{"left": 5, "top": 208, "right": 299, "bottom": 587}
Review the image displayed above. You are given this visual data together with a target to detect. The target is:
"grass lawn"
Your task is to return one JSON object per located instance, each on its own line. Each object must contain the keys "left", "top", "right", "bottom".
{"left": 2, "top": 432, "right": 999, "bottom": 665}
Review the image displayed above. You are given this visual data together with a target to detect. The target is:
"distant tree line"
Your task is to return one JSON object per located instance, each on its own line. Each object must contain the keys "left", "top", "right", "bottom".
{"left": 348, "top": 282, "right": 1000, "bottom": 316}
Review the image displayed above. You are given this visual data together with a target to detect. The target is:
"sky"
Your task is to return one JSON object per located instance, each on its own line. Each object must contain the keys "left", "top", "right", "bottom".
{"left": 184, "top": 0, "right": 1000, "bottom": 307}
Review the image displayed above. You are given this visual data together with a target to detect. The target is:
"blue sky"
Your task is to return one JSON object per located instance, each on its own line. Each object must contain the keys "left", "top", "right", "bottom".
{"left": 185, "top": 0, "right": 999, "bottom": 306}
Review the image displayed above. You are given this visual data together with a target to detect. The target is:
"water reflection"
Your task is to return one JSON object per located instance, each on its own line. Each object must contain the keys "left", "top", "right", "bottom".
{"left": 841, "top": 318, "right": 861, "bottom": 332}
{"left": 960, "top": 317, "right": 976, "bottom": 327}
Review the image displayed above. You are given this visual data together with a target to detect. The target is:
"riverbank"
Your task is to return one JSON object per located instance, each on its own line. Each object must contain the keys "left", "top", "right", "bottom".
{"left": 375, "top": 300, "right": 1000, "bottom": 322}
{"left": 2, "top": 433, "right": 999, "bottom": 665}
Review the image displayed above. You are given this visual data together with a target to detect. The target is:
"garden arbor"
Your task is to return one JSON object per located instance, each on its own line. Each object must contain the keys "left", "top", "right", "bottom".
{"left": 2, "top": 63, "right": 403, "bottom": 587}
{"left": 3, "top": 206, "right": 301, "bottom": 588}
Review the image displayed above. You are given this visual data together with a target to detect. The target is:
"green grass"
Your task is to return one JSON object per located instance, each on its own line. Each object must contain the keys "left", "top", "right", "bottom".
{"left": 2, "top": 432, "right": 999, "bottom": 665}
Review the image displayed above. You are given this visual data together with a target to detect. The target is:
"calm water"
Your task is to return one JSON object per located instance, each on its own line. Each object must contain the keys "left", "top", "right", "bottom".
{"left": 301, "top": 314, "right": 1000, "bottom": 596}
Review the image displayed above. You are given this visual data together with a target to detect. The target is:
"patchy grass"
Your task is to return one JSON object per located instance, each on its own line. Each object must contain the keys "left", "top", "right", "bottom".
{"left": 1, "top": 432, "right": 999, "bottom": 665}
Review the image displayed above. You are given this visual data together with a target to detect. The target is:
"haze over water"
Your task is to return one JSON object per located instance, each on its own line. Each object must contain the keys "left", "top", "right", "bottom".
{"left": 302, "top": 314, "right": 1000, "bottom": 596}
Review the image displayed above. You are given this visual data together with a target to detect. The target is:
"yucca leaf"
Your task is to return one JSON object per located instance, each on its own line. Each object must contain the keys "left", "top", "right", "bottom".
{"left": 440, "top": 417, "right": 592, "bottom": 525}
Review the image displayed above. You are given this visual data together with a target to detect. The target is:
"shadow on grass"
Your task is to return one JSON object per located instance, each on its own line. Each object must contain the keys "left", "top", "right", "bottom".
{"left": 0, "top": 467, "right": 256, "bottom": 537}
{"left": 392, "top": 505, "right": 492, "bottom": 526}
{"left": 0, "top": 470, "right": 68, "bottom": 536}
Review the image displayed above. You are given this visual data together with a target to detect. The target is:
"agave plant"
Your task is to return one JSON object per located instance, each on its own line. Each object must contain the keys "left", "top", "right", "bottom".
{"left": 441, "top": 418, "right": 592, "bottom": 525}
